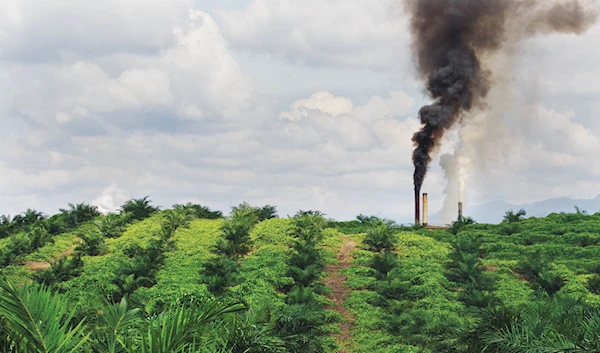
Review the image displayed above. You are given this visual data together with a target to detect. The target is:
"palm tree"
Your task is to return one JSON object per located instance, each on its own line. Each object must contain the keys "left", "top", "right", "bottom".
{"left": 502, "top": 209, "right": 527, "bottom": 223}
{"left": 362, "top": 221, "right": 400, "bottom": 252}
{"left": 0, "top": 278, "right": 246, "bottom": 353}
{"left": 172, "top": 203, "right": 223, "bottom": 219}
{"left": 220, "top": 208, "right": 257, "bottom": 257}
{"left": 120, "top": 197, "right": 160, "bottom": 221}
{"left": 356, "top": 214, "right": 382, "bottom": 226}
{"left": 293, "top": 212, "right": 327, "bottom": 246}
{"left": 447, "top": 216, "right": 476, "bottom": 235}
{"left": 12, "top": 209, "right": 46, "bottom": 227}
{"left": 0, "top": 215, "right": 14, "bottom": 239}
{"left": 481, "top": 298, "right": 600, "bottom": 352}
{"left": 257, "top": 205, "right": 278, "bottom": 221}
{"left": 59, "top": 203, "right": 101, "bottom": 228}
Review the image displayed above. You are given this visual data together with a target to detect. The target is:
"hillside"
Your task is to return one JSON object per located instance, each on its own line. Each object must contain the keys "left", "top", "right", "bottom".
{"left": 1, "top": 202, "right": 600, "bottom": 352}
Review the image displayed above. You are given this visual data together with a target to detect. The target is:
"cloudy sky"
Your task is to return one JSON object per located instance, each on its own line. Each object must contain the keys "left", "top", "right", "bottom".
{"left": 1, "top": 0, "right": 599, "bottom": 223}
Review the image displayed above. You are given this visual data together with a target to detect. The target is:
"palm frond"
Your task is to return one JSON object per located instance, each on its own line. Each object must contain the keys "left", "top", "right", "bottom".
{"left": 0, "top": 278, "right": 89, "bottom": 353}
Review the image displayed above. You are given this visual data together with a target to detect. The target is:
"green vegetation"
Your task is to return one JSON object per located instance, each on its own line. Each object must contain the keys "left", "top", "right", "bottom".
{"left": 2, "top": 202, "right": 600, "bottom": 352}
{"left": 345, "top": 212, "right": 600, "bottom": 352}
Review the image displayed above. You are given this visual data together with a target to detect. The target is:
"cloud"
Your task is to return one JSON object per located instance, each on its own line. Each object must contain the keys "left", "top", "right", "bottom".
{"left": 278, "top": 90, "right": 417, "bottom": 152}
{"left": 216, "top": 0, "right": 410, "bottom": 70}
{"left": 1, "top": 0, "right": 599, "bottom": 224}
{"left": 2, "top": 9, "right": 266, "bottom": 134}
{"left": 92, "top": 184, "right": 130, "bottom": 214}
{"left": 0, "top": 0, "right": 192, "bottom": 62}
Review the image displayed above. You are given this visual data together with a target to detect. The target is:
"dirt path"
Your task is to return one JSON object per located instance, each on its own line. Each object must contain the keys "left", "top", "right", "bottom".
{"left": 23, "top": 238, "right": 82, "bottom": 272}
{"left": 322, "top": 236, "right": 356, "bottom": 353}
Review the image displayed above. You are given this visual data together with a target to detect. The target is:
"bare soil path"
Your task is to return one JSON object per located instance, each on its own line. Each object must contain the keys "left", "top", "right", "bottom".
{"left": 322, "top": 236, "right": 357, "bottom": 353}
{"left": 23, "top": 238, "right": 81, "bottom": 272}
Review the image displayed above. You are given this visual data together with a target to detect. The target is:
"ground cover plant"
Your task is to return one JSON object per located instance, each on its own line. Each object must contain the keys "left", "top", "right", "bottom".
{"left": 2, "top": 203, "right": 600, "bottom": 352}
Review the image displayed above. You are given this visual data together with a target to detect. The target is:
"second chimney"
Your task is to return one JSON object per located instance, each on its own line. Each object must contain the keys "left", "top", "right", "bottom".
{"left": 422, "top": 193, "right": 428, "bottom": 226}
{"left": 458, "top": 202, "right": 463, "bottom": 219}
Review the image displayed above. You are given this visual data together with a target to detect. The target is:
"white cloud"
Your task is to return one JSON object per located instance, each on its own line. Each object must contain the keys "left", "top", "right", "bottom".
{"left": 279, "top": 90, "right": 416, "bottom": 151}
{"left": 280, "top": 91, "right": 353, "bottom": 120}
{"left": 216, "top": 0, "right": 410, "bottom": 70}
{"left": 0, "top": 0, "right": 192, "bottom": 61}
{"left": 0, "top": 0, "right": 599, "bottom": 223}
{"left": 92, "top": 184, "right": 131, "bottom": 214}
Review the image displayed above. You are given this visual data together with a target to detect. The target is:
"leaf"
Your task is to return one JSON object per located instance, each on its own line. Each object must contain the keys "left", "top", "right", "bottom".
{"left": 0, "top": 277, "right": 89, "bottom": 353}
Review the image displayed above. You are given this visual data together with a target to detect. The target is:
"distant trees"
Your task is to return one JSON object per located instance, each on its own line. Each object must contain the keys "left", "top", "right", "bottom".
{"left": 120, "top": 196, "right": 160, "bottom": 221}
{"left": 0, "top": 209, "right": 46, "bottom": 239}
{"left": 0, "top": 225, "right": 53, "bottom": 267}
{"left": 231, "top": 202, "right": 278, "bottom": 222}
{"left": 59, "top": 203, "right": 101, "bottom": 228}
{"left": 11, "top": 209, "right": 46, "bottom": 228}
{"left": 502, "top": 209, "right": 527, "bottom": 223}
{"left": 574, "top": 205, "right": 588, "bottom": 215}
{"left": 448, "top": 215, "right": 476, "bottom": 235}
{"left": 173, "top": 202, "right": 223, "bottom": 219}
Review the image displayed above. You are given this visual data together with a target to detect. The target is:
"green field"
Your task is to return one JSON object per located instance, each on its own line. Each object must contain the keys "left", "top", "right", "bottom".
{"left": 1, "top": 202, "right": 600, "bottom": 352}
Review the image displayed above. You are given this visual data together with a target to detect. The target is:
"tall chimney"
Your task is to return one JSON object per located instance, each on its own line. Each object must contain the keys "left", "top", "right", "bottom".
{"left": 422, "top": 193, "right": 428, "bottom": 226}
{"left": 458, "top": 202, "right": 463, "bottom": 219}
{"left": 415, "top": 191, "right": 420, "bottom": 225}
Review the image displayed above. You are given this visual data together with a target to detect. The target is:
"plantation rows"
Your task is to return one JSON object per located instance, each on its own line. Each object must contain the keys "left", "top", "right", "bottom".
{"left": 1, "top": 201, "right": 600, "bottom": 352}
{"left": 0, "top": 200, "right": 341, "bottom": 352}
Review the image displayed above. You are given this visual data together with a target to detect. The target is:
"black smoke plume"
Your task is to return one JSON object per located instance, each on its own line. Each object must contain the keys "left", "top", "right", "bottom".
{"left": 405, "top": 0, "right": 598, "bottom": 197}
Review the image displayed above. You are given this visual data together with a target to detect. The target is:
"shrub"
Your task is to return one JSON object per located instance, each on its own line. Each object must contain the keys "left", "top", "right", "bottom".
{"left": 370, "top": 251, "right": 398, "bottom": 280}
{"left": 537, "top": 270, "right": 565, "bottom": 295}
{"left": 588, "top": 274, "right": 600, "bottom": 294}
{"left": 36, "top": 255, "right": 84, "bottom": 286}
{"left": 274, "top": 303, "right": 328, "bottom": 353}
{"left": 201, "top": 254, "right": 241, "bottom": 295}
{"left": 363, "top": 221, "right": 399, "bottom": 252}
{"left": 515, "top": 251, "right": 547, "bottom": 281}
{"left": 74, "top": 232, "right": 108, "bottom": 256}
{"left": 95, "top": 214, "right": 127, "bottom": 238}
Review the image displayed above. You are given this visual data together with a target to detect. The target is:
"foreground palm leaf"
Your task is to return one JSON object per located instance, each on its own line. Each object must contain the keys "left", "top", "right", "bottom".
{"left": 0, "top": 278, "right": 89, "bottom": 353}
{"left": 138, "top": 301, "right": 246, "bottom": 353}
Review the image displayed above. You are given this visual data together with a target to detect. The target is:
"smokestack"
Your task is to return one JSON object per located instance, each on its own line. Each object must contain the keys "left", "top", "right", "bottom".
{"left": 422, "top": 193, "right": 428, "bottom": 226}
{"left": 415, "top": 191, "right": 420, "bottom": 225}
{"left": 458, "top": 202, "right": 463, "bottom": 219}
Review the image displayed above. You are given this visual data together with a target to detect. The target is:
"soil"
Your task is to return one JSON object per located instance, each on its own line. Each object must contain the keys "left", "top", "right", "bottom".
{"left": 321, "top": 236, "right": 357, "bottom": 353}
{"left": 23, "top": 237, "right": 81, "bottom": 272}
{"left": 23, "top": 261, "right": 51, "bottom": 271}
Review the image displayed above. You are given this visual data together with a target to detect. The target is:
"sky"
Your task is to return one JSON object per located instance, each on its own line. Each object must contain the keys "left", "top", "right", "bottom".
{"left": 0, "top": 0, "right": 599, "bottom": 223}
